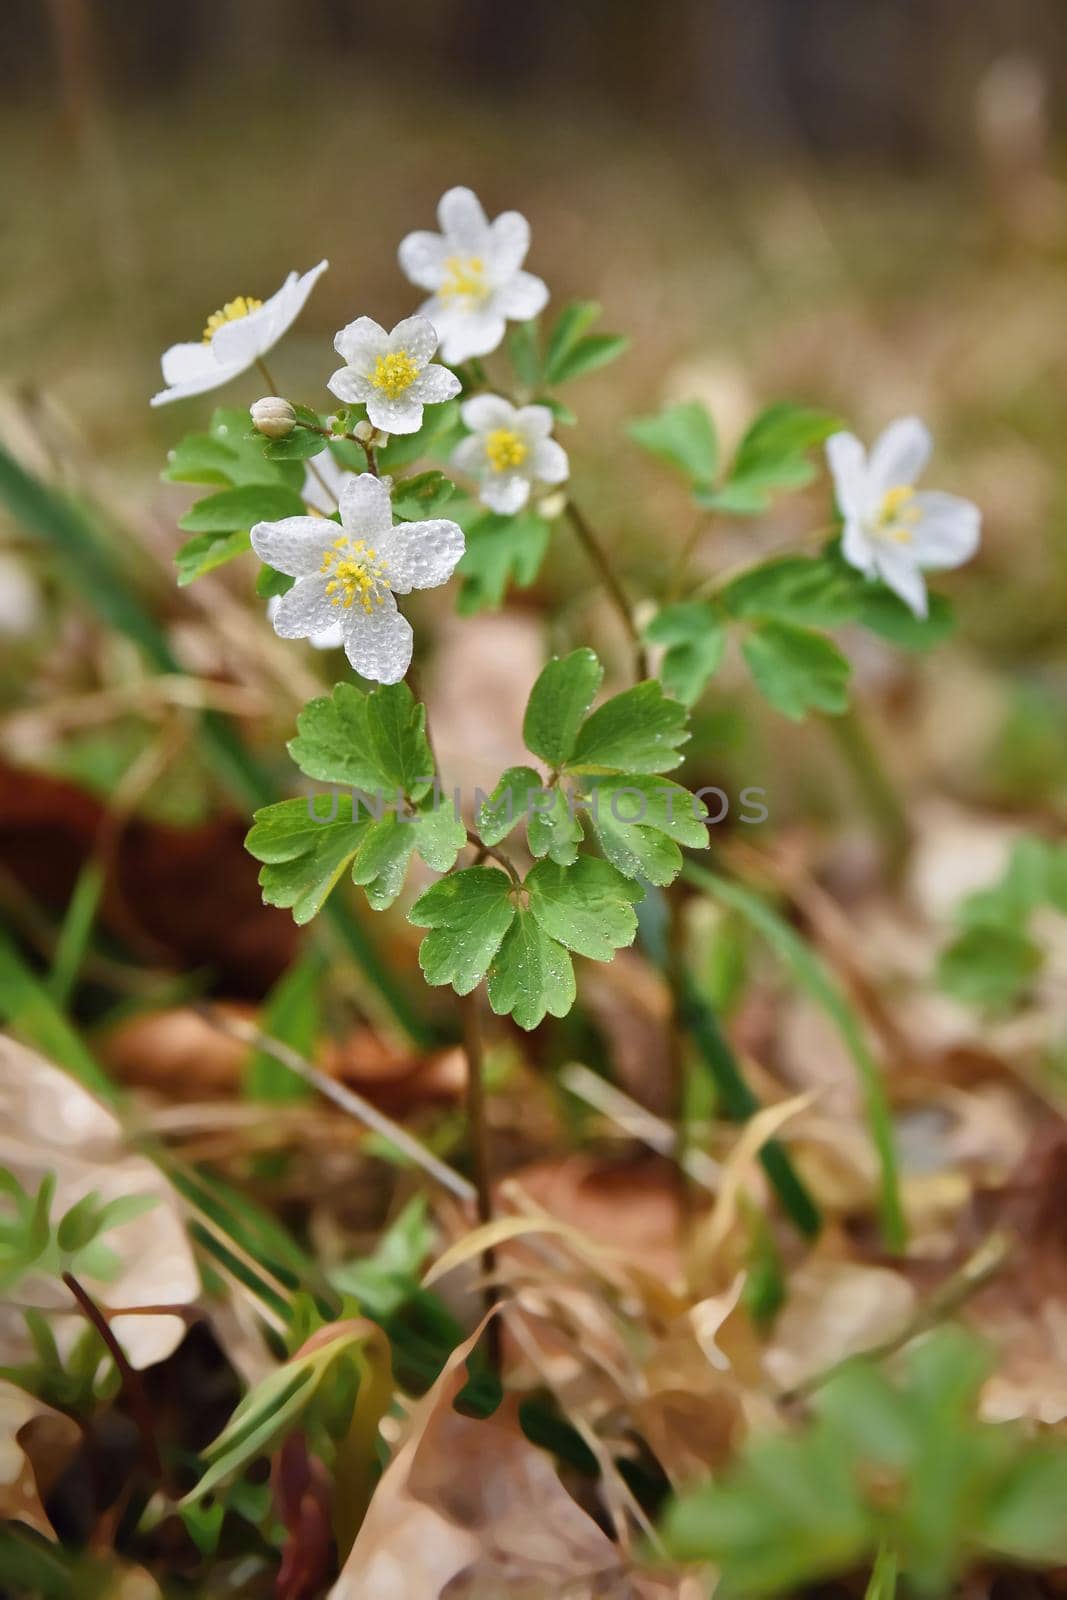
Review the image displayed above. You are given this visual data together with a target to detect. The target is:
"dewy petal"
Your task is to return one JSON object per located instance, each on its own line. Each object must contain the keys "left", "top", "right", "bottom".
{"left": 435, "top": 305, "right": 508, "bottom": 364}
{"left": 342, "top": 592, "right": 413, "bottom": 685}
{"left": 364, "top": 392, "right": 424, "bottom": 435}
{"left": 151, "top": 343, "right": 245, "bottom": 406}
{"left": 437, "top": 186, "right": 490, "bottom": 252}
{"left": 486, "top": 210, "right": 531, "bottom": 278}
{"left": 451, "top": 434, "right": 488, "bottom": 475}
{"left": 334, "top": 315, "right": 389, "bottom": 370}
{"left": 840, "top": 517, "right": 876, "bottom": 577}
{"left": 868, "top": 416, "right": 932, "bottom": 494}
{"left": 494, "top": 270, "right": 549, "bottom": 321}
{"left": 266, "top": 595, "right": 343, "bottom": 649}
{"left": 398, "top": 229, "right": 449, "bottom": 290}
{"left": 515, "top": 404, "right": 554, "bottom": 440}
{"left": 301, "top": 451, "right": 347, "bottom": 515}
{"left": 531, "top": 437, "right": 569, "bottom": 485}
{"left": 251, "top": 517, "right": 332, "bottom": 577}
{"left": 912, "top": 491, "right": 982, "bottom": 570}
{"left": 338, "top": 472, "right": 394, "bottom": 538}
{"left": 873, "top": 544, "right": 929, "bottom": 618}
{"left": 825, "top": 431, "right": 870, "bottom": 522}
{"left": 387, "top": 314, "right": 440, "bottom": 367}
{"left": 481, "top": 473, "right": 531, "bottom": 515}
{"left": 408, "top": 364, "right": 461, "bottom": 405}
{"left": 461, "top": 394, "right": 516, "bottom": 433}
{"left": 211, "top": 261, "right": 328, "bottom": 366}
{"left": 378, "top": 518, "right": 465, "bottom": 593}
{"left": 327, "top": 366, "right": 373, "bottom": 405}
{"left": 271, "top": 574, "right": 337, "bottom": 637}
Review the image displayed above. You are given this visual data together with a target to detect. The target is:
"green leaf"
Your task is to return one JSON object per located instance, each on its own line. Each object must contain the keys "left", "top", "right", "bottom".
{"left": 288, "top": 682, "right": 434, "bottom": 801}
{"left": 262, "top": 427, "right": 329, "bottom": 462}
{"left": 163, "top": 408, "right": 304, "bottom": 489}
{"left": 507, "top": 319, "right": 542, "bottom": 388}
{"left": 855, "top": 586, "right": 955, "bottom": 650}
{"left": 246, "top": 952, "right": 321, "bottom": 1100}
{"left": 391, "top": 470, "right": 456, "bottom": 520}
{"left": 724, "top": 557, "right": 859, "bottom": 628}
{"left": 246, "top": 795, "right": 371, "bottom": 925}
{"left": 567, "top": 679, "right": 690, "bottom": 774}
{"left": 645, "top": 602, "right": 727, "bottom": 705}
{"left": 527, "top": 785, "right": 584, "bottom": 865}
{"left": 548, "top": 332, "right": 629, "bottom": 385}
{"left": 376, "top": 400, "right": 462, "bottom": 472}
{"left": 178, "top": 483, "right": 305, "bottom": 535}
{"left": 544, "top": 301, "right": 603, "bottom": 383}
{"left": 350, "top": 814, "right": 420, "bottom": 911}
{"left": 742, "top": 621, "right": 851, "bottom": 720}
{"left": 984, "top": 1448, "right": 1067, "bottom": 1564}
{"left": 476, "top": 767, "right": 544, "bottom": 848}
{"left": 523, "top": 648, "right": 603, "bottom": 769}
{"left": 937, "top": 925, "right": 1042, "bottom": 1012}
{"left": 408, "top": 867, "right": 516, "bottom": 994}
{"left": 174, "top": 528, "right": 252, "bottom": 586}
{"left": 456, "top": 510, "right": 551, "bottom": 613}
{"left": 698, "top": 402, "right": 840, "bottom": 515}
{"left": 255, "top": 564, "right": 295, "bottom": 600}
{"left": 590, "top": 775, "right": 709, "bottom": 887}
{"left": 627, "top": 402, "right": 718, "bottom": 485}
{"left": 487, "top": 908, "right": 575, "bottom": 1030}
{"left": 526, "top": 857, "right": 643, "bottom": 961}
{"left": 363, "top": 682, "right": 436, "bottom": 799}
{"left": 411, "top": 795, "right": 466, "bottom": 873}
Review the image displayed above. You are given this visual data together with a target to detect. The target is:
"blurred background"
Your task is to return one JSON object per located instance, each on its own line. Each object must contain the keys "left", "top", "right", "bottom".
{"left": 1, "top": 0, "right": 1066, "bottom": 1023}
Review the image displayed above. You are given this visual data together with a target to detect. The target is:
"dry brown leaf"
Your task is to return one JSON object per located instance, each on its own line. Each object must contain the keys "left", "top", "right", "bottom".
{"left": 0, "top": 1378, "right": 80, "bottom": 1539}
{"left": 762, "top": 1258, "right": 916, "bottom": 1393}
{"left": 329, "top": 1319, "right": 623, "bottom": 1600}
{"left": 0, "top": 1034, "right": 199, "bottom": 1369}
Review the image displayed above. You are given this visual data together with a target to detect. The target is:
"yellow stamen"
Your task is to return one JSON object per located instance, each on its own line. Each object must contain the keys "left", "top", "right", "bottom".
{"left": 320, "top": 536, "right": 390, "bottom": 614}
{"left": 202, "top": 295, "right": 263, "bottom": 344}
{"left": 369, "top": 350, "right": 419, "bottom": 399}
{"left": 876, "top": 484, "right": 921, "bottom": 542}
{"left": 440, "top": 255, "right": 489, "bottom": 305}
{"left": 485, "top": 428, "right": 528, "bottom": 473}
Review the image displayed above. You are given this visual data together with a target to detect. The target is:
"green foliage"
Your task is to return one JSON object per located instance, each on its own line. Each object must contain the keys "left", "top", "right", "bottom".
{"left": 245, "top": 952, "right": 322, "bottom": 1101}
{"left": 163, "top": 407, "right": 305, "bottom": 491}
{"left": 376, "top": 399, "right": 463, "bottom": 472}
{"left": 408, "top": 867, "right": 517, "bottom": 994}
{"left": 288, "top": 680, "right": 434, "bottom": 799}
{"left": 723, "top": 555, "right": 858, "bottom": 628}
{"left": 661, "top": 1327, "right": 1067, "bottom": 1597}
{"left": 523, "top": 647, "right": 604, "bottom": 768}
{"left": 644, "top": 601, "right": 727, "bottom": 705}
{"left": 741, "top": 620, "right": 851, "bottom": 720}
{"left": 542, "top": 301, "right": 628, "bottom": 385}
{"left": 456, "top": 506, "right": 552, "bottom": 613}
{"left": 627, "top": 401, "right": 719, "bottom": 486}
{"left": 937, "top": 835, "right": 1067, "bottom": 1012}
{"left": 697, "top": 402, "right": 841, "bottom": 514}
{"left": 0, "top": 1167, "right": 158, "bottom": 1295}
{"left": 390, "top": 469, "right": 456, "bottom": 520}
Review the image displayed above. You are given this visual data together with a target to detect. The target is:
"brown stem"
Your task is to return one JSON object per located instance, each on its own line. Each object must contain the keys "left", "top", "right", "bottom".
{"left": 460, "top": 990, "right": 501, "bottom": 1370}
{"left": 63, "top": 1271, "right": 162, "bottom": 1481}
{"left": 464, "top": 828, "right": 521, "bottom": 885}
{"left": 565, "top": 499, "right": 650, "bottom": 682}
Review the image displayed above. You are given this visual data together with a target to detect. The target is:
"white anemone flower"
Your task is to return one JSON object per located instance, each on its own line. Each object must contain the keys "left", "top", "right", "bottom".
{"left": 452, "top": 395, "right": 569, "bottom": 515}
{"left": 826, "top": 417, "right": 981, "bottom": 618}
{"left": 150, "top": 261, "right": 328, "bottom": 407}
{"left": 398, "top": 187, "right": 549, "bottom": 364}
{"left": 252, "top": 473, "right": 464, "bottom": 684}
{"left": 263, "top": 451, "right": 351, "bottom": 649}
{"left": 328, "top": 315, "right": 460, "bottom": 437}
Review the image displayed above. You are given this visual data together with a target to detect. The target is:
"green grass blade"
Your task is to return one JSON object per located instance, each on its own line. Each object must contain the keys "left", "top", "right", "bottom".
{"left": 0, "top": 929, "right": 116, "bottom": 1100}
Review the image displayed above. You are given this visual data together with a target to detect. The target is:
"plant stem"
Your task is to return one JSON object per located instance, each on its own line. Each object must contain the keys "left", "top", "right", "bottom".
{"left": 565, "top": 499, "right": 650, "bottom": 681}
{"left": 461, "top": 989, "right": 501, "bottom": 1370}
{"left": 825, "top": 705, "right": 910, "bottom": 879}
{"left": 63, "top": 1271, "right": 162, "bottom": 1481}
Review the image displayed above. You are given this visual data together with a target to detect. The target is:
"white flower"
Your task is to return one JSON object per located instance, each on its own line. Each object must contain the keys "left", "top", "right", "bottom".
{"left": 398, "top": 186, "right": 548, "bottom": 364}
{"left": 826, "top": 417, "right": 981, "bottom": 618}
{"left": 252, "top": 473, "right": 464, "bottom": 684}
{"left": 150, "top": 261, "right": 328, "bottom": 407}
{"left": 301, "top": 445, "right": 348, "bottom": 515}
{"left": 328, "top": 314, "right": 459, "bottom": 437}
{"left": 452, "top": 395, "right": 569, "bottom": 515}
{"left": 266, "top": 594, "right": 343, "bottom": 651}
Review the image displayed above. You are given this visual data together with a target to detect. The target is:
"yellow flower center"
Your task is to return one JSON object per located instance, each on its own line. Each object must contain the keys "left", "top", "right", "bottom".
{"left": 485, "top": 428, "right": 528, "bottom": 473}
{"left": 440, "top": 255, "right": 489, "bottom": 305}
{"left": 369, "top": 350, "right": 420, "bottom": 399}
{"left": 876, "top": 484, "right": 921, "bottom": 542}
{"left": 202, "top": 296, "right": 263, "bottom": 344}
{"left": 320, "top": 535, "right": 390, "bottom": 613}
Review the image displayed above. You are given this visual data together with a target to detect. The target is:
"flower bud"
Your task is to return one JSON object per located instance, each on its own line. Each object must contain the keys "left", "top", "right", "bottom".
{"left": 250, "top": 396, "right": 296, "bottom": 440}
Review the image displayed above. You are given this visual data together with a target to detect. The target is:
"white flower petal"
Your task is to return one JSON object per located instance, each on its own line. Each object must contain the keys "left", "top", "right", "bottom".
{"left": 515, "top": 405, "right": 554, "bottom": 440}
{"left": 451, "top": 434, "right": 488, "bottom": 475}
{"left": 408, "top": 364, "right": 461, "bottom": 406}
{"left": 825, "top": 431, "right": 870, "bottom": 522}
{"left": 365, "top": 393, "right": 424, "bottom": 435}
{"left": 531, "top": 437, "right": 569, "bottom": 486}
{"left": 266, "top": 595, "right": 343, "bottom": 650}
{"left": 486, "top": 210, "right": 531, "bottom": 278}
{"left": 338, "top": 473, "right": 394, "bottom": 538}
{"left": 387, "top": 315, "right": 440, "bottom": 367}
{"left": 327, "top": 366, "right": 373, "bottom": 405}
{"left": 912, "top": 492, "right": 981, "bottom": 570}
{"left": 211, "top": 261, "right": 328, "bottom": 366}
{"left": 398, "top": 230, "right": 449, "bottom": 290}
{"left": 251, "top": 517, "right": 332, "bottom": 577}
{"left": 432, "top": 303, "right": 508, "bottom": 364}
{"left": 301, "top": 451, "right": 348, "bottom": 515}
{"left": 151, "top": 344, "right": 246, "bottom": 407}
{"left": 494, "top": 270, "right": 549, "bottom": 321}
{"left": 342, "top": 594, "right": 413, "bottom": 685}
{"left": 334, "top": 315, "right": 389, "bottom": 370}
{"left": 840, "top": 517, "right": 876, "bottom": 577}
{"left": 873, "top": 544, "right": 929, "bottom": 618}
{"left": 438, "top": 186, "right": 490, "bottom": 252}
{"left": 481, "top": 474, "right": 531, "bottom": 515}
{"left": 378, "top": 518, "right": 465, "bottom": 593}
{"left": 868, "top": 416, "right": 932, "bottom": 494}
{"left": 460, "top": 394, "right": 516, "bottom": 433}
{"left": 271, "top": 574, "right": 336, "bottom": 637}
